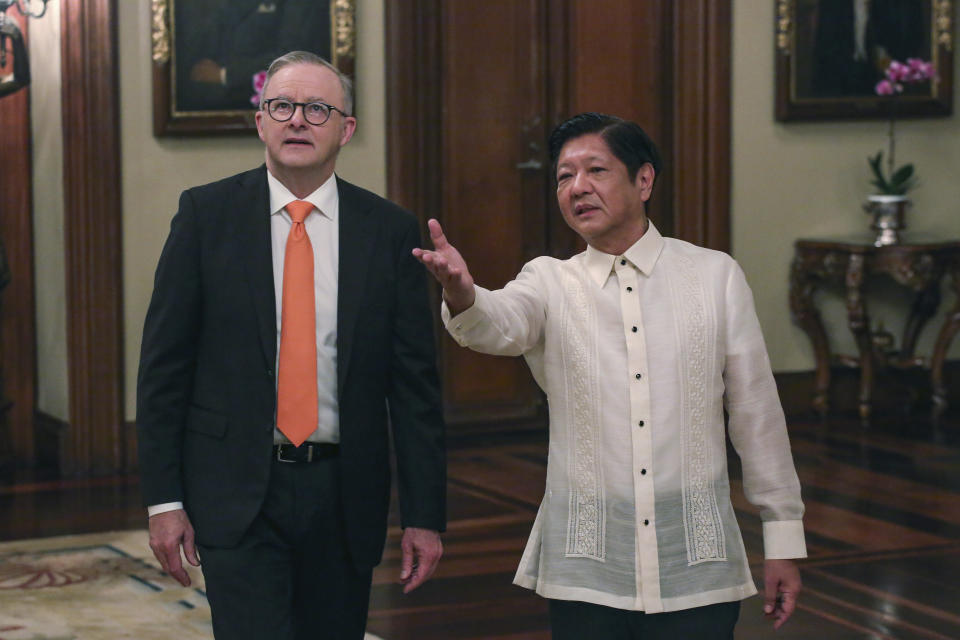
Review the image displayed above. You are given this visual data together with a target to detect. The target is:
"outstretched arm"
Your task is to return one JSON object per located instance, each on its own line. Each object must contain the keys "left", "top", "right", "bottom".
{"left": 412, "top": 219, "right": 476, "bottom": 315}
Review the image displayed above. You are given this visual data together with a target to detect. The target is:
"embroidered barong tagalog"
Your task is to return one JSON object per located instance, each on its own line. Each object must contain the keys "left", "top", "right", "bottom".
{"left": 668, "top": 253, "right": 726, "bottom": 564}
{"left": 560, "top": 266, "right": 606, "bottom": 561}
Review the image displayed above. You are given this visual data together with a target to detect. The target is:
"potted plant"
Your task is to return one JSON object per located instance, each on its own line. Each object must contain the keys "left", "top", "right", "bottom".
{"left": 864, "top": 58, "right": 934, "bottom": 246}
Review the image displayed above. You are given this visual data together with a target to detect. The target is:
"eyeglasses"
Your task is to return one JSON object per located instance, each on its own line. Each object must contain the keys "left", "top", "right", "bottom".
{"left": 261, "top": 99, "right": 348, "bottom": 126}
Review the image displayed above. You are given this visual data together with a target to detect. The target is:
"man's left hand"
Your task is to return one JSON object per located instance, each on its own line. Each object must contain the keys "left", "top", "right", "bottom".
{"left": 399, "top": 527, "right": 442, "bottom": 593}
{"left": 763, "top": 558, "right": 801, "bottom": 630}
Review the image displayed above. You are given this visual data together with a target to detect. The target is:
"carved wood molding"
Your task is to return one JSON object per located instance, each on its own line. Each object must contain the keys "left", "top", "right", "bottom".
{"left": 60, "top": 0, "right": 126, "bottom": 475}
{"left": 670, "top": 0, "right": 732, "bottom": 252}
{"left": 0, "top": 10, "right": 37, "bottom": 465}
{"left": 385, "top": 0, "right": 442, "bottom": 219}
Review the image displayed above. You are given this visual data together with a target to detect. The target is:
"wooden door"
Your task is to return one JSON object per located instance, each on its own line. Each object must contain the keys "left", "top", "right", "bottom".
{"left": 434, "top": 0, "right": 551, "bottom": 426}
{"left": 387, "top": 0, "right": 731, "bottom": 431}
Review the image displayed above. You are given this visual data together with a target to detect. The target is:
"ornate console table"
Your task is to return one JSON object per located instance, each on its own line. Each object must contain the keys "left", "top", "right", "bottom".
{"left": 789, "top": 235, "right": 960, "bottom": 424}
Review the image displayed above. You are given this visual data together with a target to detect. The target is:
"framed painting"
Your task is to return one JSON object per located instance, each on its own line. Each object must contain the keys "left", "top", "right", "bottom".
{"left": 775, "top": 0, "right": 954, "bottom": 121}
{"left": 151, "top": 0, "right": 356, "bottom": 136}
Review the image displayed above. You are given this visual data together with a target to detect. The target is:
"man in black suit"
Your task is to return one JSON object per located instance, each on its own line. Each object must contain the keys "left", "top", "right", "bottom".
{"left": 137, "top": 51, "right": 446, "bottom": 639}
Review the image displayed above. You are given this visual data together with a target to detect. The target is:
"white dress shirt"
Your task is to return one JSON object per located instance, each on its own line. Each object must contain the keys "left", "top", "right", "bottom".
{"left": 148, "top": 170, "right": 341, "bottom": 517}
{"left": 442, "top": 222, "right": 806, "bottom": 613}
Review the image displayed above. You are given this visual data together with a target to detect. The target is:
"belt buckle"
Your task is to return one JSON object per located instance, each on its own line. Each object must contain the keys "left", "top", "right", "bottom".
{"left": 276, "top": 444, "right": 296, "bottom": 463}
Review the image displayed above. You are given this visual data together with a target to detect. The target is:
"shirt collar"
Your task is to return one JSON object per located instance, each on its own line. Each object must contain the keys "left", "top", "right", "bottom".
{"left": 266, "top": 170, "right": 338, "bottom": 221}
{"left": 583, "top": 221, "right": 665, "bottom": 287}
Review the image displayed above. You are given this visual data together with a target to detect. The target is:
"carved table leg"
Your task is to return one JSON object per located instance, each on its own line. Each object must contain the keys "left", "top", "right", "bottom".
{"left": 902, "top": 284, "right": 942, "bottom": 360}
{"left": 845, "top": 255, "right": 873, "bottom": 424}
{"left": 790, "top": 254, "right": 831, "bottom": 417}
{"left": 930, "top": 263, "right": 960, "bottom": 425}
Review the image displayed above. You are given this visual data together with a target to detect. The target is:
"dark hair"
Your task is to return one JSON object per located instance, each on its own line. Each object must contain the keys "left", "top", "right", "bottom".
{"left": 548, "top": 113, "right": 662, "bottom": 183}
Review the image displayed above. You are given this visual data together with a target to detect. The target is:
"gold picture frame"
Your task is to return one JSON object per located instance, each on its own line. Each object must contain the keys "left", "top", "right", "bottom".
{"left": 775, "top": 0, "right": 953, "bottom": 121}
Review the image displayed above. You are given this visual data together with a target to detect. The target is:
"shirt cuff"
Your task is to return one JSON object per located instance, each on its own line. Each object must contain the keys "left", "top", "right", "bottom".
{"left": 147, "top": 502, "right": 184, "bottom": 517}
{"left": 762, "top": 520, "right": 807, "bottom": 559}
{"left": 441, "top": 287, "right": 485, "bottom": 346}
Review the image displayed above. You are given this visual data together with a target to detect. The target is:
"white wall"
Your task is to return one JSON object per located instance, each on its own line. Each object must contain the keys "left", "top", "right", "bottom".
{"left": 731, "top": 1, "right": 960, "bottom": 372}
{"left": 118, "top": 1, "right": 386, "bottom": 419}
{"left": 30, "top": 0, "right": 68, "bottom": 420}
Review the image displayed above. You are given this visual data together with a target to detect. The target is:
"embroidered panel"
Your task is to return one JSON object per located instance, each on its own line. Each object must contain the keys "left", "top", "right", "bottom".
{"left": 668, "top": 254, "right": 726, "bottom": 564}
{"left": 559, "top": 266, "right": 606, "bottom": 560}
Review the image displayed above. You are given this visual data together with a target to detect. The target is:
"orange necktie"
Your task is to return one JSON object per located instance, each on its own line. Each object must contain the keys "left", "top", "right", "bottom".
{"left": 276, "top": 200, "right": 318, "bottom": 446}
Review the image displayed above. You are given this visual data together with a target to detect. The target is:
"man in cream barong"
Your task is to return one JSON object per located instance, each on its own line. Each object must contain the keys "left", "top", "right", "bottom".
{"left": 414, "top": 113, "right": 806, "bottom": 639}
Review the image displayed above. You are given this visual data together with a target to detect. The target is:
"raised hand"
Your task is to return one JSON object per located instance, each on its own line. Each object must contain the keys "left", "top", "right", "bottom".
{"left": 412, "top": 218, "right": 476, "bottom": 314}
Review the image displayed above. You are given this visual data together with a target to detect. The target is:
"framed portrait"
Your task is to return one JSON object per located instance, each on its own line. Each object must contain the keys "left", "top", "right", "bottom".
{"left": 775, "top": 0, "right": 954, "bottom": 121}
{"left": 151, "top": 0, "right": 356, "bottom": 136}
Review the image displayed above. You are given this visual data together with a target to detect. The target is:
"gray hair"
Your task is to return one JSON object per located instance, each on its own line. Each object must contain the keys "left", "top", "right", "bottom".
{"left": 260, "top": 51, "right": 354, "bottom": 116}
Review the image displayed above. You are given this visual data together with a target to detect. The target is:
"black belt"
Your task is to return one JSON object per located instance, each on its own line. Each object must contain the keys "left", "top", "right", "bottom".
{"left": 273, "top": 442, "right": 339, "bottom": 463}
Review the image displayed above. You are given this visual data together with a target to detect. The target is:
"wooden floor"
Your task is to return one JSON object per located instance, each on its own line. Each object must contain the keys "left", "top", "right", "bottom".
{"left": 2, "top": 414, "right": 959, "bottom": 639}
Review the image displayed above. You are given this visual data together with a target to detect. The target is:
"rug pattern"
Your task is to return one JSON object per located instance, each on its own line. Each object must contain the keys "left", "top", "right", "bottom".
{"left": 0, "top": 531, "right": 382, "bottom": 640}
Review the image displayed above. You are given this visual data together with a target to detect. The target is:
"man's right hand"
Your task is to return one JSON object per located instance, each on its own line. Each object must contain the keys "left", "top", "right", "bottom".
{"left": 148, "top": 509, "right": 200, "bottom": 587}
{"left": 412, "top": 218, "right": 476, "bottom": 315}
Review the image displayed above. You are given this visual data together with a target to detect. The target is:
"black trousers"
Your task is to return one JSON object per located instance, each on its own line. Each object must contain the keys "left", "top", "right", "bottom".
{"left": 549, "top": 598, "right": 741, "bottom": 640}
{"left": 198, "top": 457, "right": 373, "bottom": 640}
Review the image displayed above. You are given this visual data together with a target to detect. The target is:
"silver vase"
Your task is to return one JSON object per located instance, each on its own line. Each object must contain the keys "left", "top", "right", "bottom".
{"left": 863, "top": 194, "right": 910, "bottom": 246}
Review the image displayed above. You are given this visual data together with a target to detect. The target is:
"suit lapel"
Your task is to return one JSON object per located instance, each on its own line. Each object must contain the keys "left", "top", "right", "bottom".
{"left": 336, "top": 178, "right": 377, "bottom": 392}
{"left": 235, "top": 167, "right": 277, "bottom": 371}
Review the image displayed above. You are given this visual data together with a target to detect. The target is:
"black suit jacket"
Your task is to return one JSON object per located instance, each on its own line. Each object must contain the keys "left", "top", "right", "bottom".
{"left": 137, "top": 166, "right": 446, "bottom": 568}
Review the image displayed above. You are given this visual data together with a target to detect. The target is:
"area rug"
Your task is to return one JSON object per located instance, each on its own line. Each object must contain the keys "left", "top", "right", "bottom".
{"left": 0, "top": 530, "right": 384, "bottom": 640}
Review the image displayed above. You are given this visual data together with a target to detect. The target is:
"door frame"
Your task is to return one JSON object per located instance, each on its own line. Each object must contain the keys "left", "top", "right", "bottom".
{"left": 385, "top": 0, "right": 732, "bottom": 252}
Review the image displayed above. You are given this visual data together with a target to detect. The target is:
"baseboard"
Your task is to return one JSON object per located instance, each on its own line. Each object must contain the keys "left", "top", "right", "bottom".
{"left": 775, "top": 360, "right": 960, "bottom": 420}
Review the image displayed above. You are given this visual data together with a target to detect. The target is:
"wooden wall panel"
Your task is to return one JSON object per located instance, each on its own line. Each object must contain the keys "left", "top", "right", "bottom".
{"left": 566, "top": 0, "right": 731, "bottom": 251}
{"left": 566, "top": 0, "right": 671, "bottom": 234}
{"left": 386, "top": 0, "right": 442, "bottom": 220}
{"left": 60, "top": 0, "right": 126, "bottom": 475}
{"left": 437, "top": 0, "right": 547, "bottom": 424}
{"left": 670, "top": 0, "right": 732, "bottom": 252}
{"left": 0, "top": 10, "right": 37, "bottom": 465}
